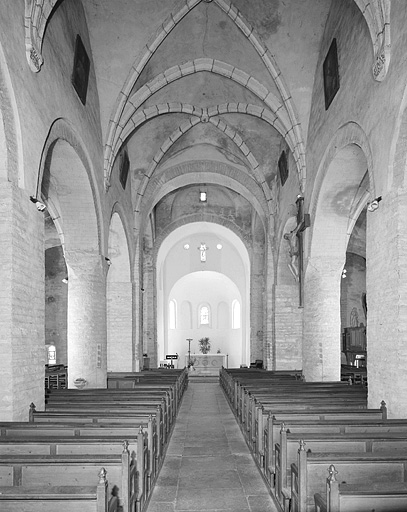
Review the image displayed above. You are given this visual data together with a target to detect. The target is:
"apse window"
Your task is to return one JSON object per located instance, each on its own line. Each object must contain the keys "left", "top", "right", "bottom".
{"left": 169, "top": 300, "right": 177, "bottom": 329}
{"left": 199, "top": 305, "right": 210, "bottom": 326}
{"left": 232, "top": 300, "right": 241, "bottom": 329}
{"left": 199, "top": 191, "right": 207, "bottom": 202}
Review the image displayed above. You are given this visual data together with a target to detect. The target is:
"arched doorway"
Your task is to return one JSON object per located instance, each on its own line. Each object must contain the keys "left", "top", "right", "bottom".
{"left": 156, "top": 222, "right": 250, "bottom": 368}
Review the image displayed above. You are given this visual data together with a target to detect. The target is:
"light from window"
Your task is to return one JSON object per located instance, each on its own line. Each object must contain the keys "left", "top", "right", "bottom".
{"left": 48, "top": 345, "right": 56, "bottom": 364}
{"left": 232, "top": 300, "right": 241, "bottom": 329}
{"left": 169, "top": 300, "right": 177, "bottom": 329}
{"left": 200, "top": 305, "right": 209, "bottom": 325}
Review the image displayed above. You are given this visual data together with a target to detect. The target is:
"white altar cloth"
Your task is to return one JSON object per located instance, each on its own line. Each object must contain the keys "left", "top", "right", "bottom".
{"left": 185, "top": 353, "right": 226, "bottom": 376}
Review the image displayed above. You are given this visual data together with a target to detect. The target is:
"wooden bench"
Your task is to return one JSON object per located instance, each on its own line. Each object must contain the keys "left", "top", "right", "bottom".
{"left": 0, "top": 446, "right": 142, "bottom": 512}
{"left": 259, "top": 404, "right": 387, "bottom": 482}
{"left": 107, "top": 370, "right": 188, "bottom": 406}
{"left": 260, "top": 408, "right": 407, "bottom": 482}
{"left": 275, "top": 426, "right": 407, "bottom": 510}
{"left": 0, "top": 434, "right": 153, "bottom": 490}
{"left": 245, "top": 395, "right": 369, "bottom": 449}
{"left": 0, "top": 467, "right": 109, "bottom": 512}
{"left": 314, "top": 465, "right": 407, "bottom": 512}
{"left": 30, "top": 401, "right": 166, "bottom": 450}
{"left": 27, "top": 405, "right": 161, "bottom": 477}
{"left": 44, "top": 391, "right": 174, "bottom": 433}
{"left": 290, "top": 442, "right": 407, "bottom": 512}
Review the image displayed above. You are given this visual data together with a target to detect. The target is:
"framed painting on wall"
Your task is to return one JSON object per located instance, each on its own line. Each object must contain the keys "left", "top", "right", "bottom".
{"left": 323, "top": 38, "right": 340, "bottom": 110}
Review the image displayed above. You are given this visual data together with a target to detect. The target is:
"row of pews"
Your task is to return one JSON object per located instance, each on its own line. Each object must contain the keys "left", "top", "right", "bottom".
{"left": 0, "top": 368, "right": 188, "bottom": 512}
{"left": 220, "top": 367, "right": 407, "bottom": 512}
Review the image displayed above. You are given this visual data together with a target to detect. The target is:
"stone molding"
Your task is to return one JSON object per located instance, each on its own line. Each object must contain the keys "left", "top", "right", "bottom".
{"left": 24, "top": 0, "right": 58, "bottom": 72}
{"left": 353, "top": 0, "right": 391, "bottom": 81}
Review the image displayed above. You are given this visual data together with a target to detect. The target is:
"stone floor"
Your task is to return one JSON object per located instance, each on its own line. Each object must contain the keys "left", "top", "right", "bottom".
{"left": 146, "top": 380, "right": 279, "bottom": 512}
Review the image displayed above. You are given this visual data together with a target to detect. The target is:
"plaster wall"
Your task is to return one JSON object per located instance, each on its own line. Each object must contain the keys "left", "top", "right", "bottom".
{"left": 166, "top": 272, "right": 243, "bottom": 368}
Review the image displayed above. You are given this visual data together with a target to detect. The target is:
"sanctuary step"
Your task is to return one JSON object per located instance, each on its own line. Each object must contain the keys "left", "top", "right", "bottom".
{"left": 146, "top": 381, "right": 278, "bottom": 512}
{"left": 187, "top": 374, "right": 219, "bottom": 383}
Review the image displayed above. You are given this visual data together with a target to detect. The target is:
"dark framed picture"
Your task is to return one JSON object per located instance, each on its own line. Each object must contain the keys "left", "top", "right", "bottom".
{"left": 323, "top": 38, "right": 340, "bottom": 110}
{"left": 278, "top": 150, "right": 288, "bottom": 186}
{"left": 71, "top": 35, "right": 90, "bottom": 105}
{"left": 119, "top": 149, "right": 130, "bottom": 189}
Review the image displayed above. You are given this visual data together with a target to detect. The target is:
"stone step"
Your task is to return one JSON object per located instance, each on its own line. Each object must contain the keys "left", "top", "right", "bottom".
{"left": 187, "top": 375, "right": 219, "bottom": 383}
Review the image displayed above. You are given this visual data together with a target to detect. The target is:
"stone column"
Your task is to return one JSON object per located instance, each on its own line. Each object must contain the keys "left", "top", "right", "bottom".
{"left": 367, "top": 191, "right": 407, "bottom": 417}
{"left": 65, "top": 251, "right": 107, "bottom": 388}
{"left": 107, "top": 281, "right": 133, "bottom": 372}
{"left": 303, "top": 257, "right": 343, "bottom": 381}
{"left": 142, "top": 247, "right": 156, "bottom": 368}
{"left": 0, "top": 183, "right": 45, "bottom": 420}
{"left": 250, "top": 242, "right": 265, "bottom": 364}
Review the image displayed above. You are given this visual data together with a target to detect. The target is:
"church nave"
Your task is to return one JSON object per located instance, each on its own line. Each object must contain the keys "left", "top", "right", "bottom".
{"left": 147, "top": 380, "right": 277, "bottom": 512}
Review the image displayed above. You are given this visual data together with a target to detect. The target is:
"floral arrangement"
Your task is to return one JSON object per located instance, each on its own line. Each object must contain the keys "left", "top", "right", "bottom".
{"left": 198, "top": 337, "right": 211, "bottom": 354}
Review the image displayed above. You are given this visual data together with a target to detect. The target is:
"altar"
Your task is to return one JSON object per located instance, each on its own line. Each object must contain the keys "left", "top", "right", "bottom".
{"left": 185, "top": 353, "right": 226, "bottom": 376}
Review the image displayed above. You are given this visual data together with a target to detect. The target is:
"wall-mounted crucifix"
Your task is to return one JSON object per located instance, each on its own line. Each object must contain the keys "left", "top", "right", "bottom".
{"left": 283, "top": 196, "right": 310, "bottom": 307}
{"left": 198, "top": 243, "right": 208, "bottom": 262}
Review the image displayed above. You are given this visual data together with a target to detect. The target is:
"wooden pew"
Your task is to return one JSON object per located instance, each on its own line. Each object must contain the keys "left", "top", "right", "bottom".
{"left": 44, "top": 398, "right": 172, "bottom": 438}
{"left": 27, "top": 404, "right": 161, "bottom": 477}
{"left": 246, "top": 394, "right": 369, "bottom": 448}
{"left": 275, "top": 426, "right": 407, "bottom": 510}
{"left": 259, "top": 404, "right": 387, "bottom": 482}
{"left": 107, "top": 369, "right": 188, "bottom": 408}
{"left": 0, "top": 467, "right": 109, "bottom": 512}
{"left": 0, "top": 435, "right": 151, "bottom": 491}
{"left": 30, "top": 401, "right": 166, "bottom": 451}
{"left": 0, "top": 445, "right": 141, "bottom": 512}
{"left": 314, "top": 465, "right": 407, "bottom": 512}
{"left": 45, "top": 391, "right": 174, "bottom": 433}
{"left": 290, "top": 441, "right": 407, "bottom": 512}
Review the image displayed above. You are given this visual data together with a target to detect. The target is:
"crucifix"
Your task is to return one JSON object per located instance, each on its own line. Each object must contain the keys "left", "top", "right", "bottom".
{"left": 198, "top": 243, "right": 208, "bottom": 262}
{"left": 284, "top": 195, "right": 310, "bottom": 307}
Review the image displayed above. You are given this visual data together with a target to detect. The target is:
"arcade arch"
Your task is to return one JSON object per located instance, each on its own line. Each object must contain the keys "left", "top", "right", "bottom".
{"left": 107, "top": 210, "right": 133, "bottom": 372}
{"left": 40, "top": 129, "right": 106, "bottom": 388}
{"left": 304, "top": 141, "right": 370, "bottom": 382}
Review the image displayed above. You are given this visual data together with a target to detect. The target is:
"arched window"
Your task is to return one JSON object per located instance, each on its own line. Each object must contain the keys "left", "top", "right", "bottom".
{"left": 47, "top": 344, "right": 56, "bottom": 364}
{"left": 169, "top": 299, "right": 177, "bottom": 329}
{"left": 232, "top": 300, "right": 241, "bottom": 329}
{"left": 199, "top": 305, "right": 210, "bottom": 326}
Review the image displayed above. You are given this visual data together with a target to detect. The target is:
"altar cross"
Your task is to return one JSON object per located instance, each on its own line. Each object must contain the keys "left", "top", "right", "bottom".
{"left": 198, "top": 243, "right": 208, "bottom": 262}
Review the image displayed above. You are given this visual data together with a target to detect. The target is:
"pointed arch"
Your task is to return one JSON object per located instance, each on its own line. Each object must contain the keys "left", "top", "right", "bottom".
{"left": 107, "top": 209, "right": 133, "bottom": 372}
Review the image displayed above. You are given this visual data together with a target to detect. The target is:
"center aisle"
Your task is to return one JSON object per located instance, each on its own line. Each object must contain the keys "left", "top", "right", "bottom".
{"left": 146, "top": 380, "right": 279, "bottom": 512}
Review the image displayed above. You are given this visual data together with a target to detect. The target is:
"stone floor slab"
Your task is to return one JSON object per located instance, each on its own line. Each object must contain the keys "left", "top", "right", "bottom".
{"left": 145, "top": 382, "right": 279, "bottom": 512}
